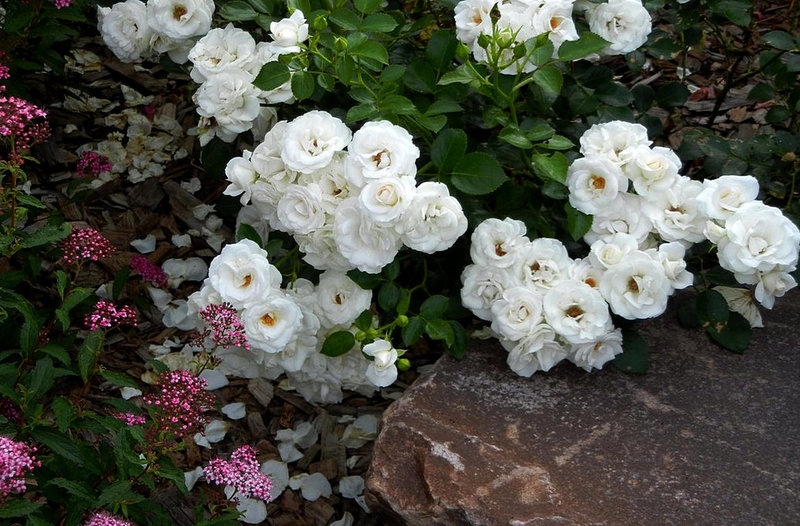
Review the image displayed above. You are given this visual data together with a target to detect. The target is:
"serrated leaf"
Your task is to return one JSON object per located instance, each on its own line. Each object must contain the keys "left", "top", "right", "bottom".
{"left": 656, "top": 82, "right": 690, "bottom": 108}
{"left": 401, "top": 316, "right": 425, "bottom": 346}
{"left": 47, "top": 477, "right": 95, "bottom": 502}
{"left": 38, "top": 343, "right": 70, "bottom": 365}
{"left": 378, "top": 282, "right": 401, "bottom": 311}
{"left": 29, "top": 358, "right": 54, "bottom": 399}
{"left": 564, "top": 202, "right": 592, "bottom": 241}
{"left": 380, "top": 94, "right": 416, "bottom": 115}
{"left": 346, "top": 103, "right": 378, "bottom": 123}
{"left": 361, "top": 13, "right": 397, "bottom": 32}
{"left": 354, "top": 0, "right": 381, "bottom": 13}
{"left": 532, "top": 65, "right": 563, "bottom": 95}
{"left": 425, "top": 99, "right": 462, "bottom": 116}
{"left": 705, "top": 311, "right": 751, "bottom": 353}
{"left": 52, "top": 397, "right": 72, "bottom": 432}
{"left": 321, "top": 331, "right": 356, "bottom": 357}
{"left": 696, "top": 289, "right": 730, "bottom": 325}
{"left": 253, "top": 62, "right": 291, "bottom": 91}
{"left": 451, "top": 153, "right": 508, "bottom": 195}
{"left": 431, "top": 129, "right": 467, "bottom": 172}
{"left": 329, "top": 8, "right": 360, "bottom": 30}
{"left": 99, "top": 369, "right": 138, "bottom": 389}
{"left": 447, "top": 320, "right": 468, "bottom": 359}
{"left": 425, "top": 30, "right": 458, "bottom": 72}
{"left": 557, "top": 32, "right": 609, "bottom": 61}
{"left": 532, "top": 152, "right": 568, "bottom": 184}
{"left": 62, "top": 287, "right": 92, "bottom": 314}
{"left": 95, "top": 480, "right": 133, "bottom": 508}
{"left": 420, "top": 295, "right": 449, "bottom": 319}
{"left": 19, "top": 318, "right": 40, "bottom": 354}
{"left": 219, "top": 0, "right": 258, "bottom": 20}
{"left": 55, "top": 270, "right": 68, "bottom": 300}
{"left": 349, "top": 40, "right": 388, "bottom": 64}
{"left": 438, "top": 64, "right": 479, "bottom": 85}
{"left": 24, "top": 222, "right": 71, "bottom": 248}
{"left": 0, "top": 499, "right": 43, "bottom": 518}
{"left": 425, "top": 319, "right": 454, "bottom": 345}
{"left": 612, "top": 329, "right": 649, "bottom": 374}
{"left": 235, "top": 223, "right": 263, "bottom": 246}
{"left": 154, "top": 455, "right": 189, "bottom": 495}
{"left": 31, "top": 428, "right": 83, "bottom": 464}
{"left": 78, "top": 331, "right": 103, "bottom": 383}
{"left": 291, "top": 70, "right": 315, "bottom": 100}
{"left": 498, "top": 127, "right": 533, "bottom": 149}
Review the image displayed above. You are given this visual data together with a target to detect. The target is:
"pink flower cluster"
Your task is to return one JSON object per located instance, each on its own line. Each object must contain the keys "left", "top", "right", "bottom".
{"left": 83, "top": 511, "right": 132, "bottom": 526}
{"left": 199, "top": 302, "right": 249, "bottom": 349}
{"left": 76, "top": 151, "right": 113, "bottom": 178}
{"left": 0, "top": 53, "right": 9, "bottom": 81}
{"left": 204, "top": 445, "right": 272, "bottom": 502}
{"left": 130, "top": 255, "right": 167, "bottom": 287}
{"left": 84, "top": 300, "right": 138, "bottom": 331}
{"left": 0, "top": 399, "right": 19, "bottom": 423}
{"left": 0, "top": 437, "right": 39, "bottom": 499}
{"left": 61, "top": 227, "right": 116, "bottom": 263}
{"left": 53, "top": 0, "right": 73, "bottom": 8}
{"left": 143, "top": 371, "right": 216, "bottom": 439}
{"left": 112, "top": 412, "right": 147, "bottom": 426}
{"left": 0, "top": 87, "right": 51, "bottom": 152}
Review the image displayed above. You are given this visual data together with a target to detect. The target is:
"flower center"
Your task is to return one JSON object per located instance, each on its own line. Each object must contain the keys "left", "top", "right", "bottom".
{"left": 495, "top": 243, "right": 506, "bottom": 257}
{"left": 565, "top": 305, "right": 583, "bottom": 318}
{"left": 334, "top": 293, "right": 343, "bottom": 305}
{"left": 627, "top": 278, "right": 639, "bottom": 293}
{"left": 172, "top": 4, "right": 187, "bottom": 19}
{"left": 585, "top": 277, "right": 597, "bottom": 287}
{"left": 260, "top": 313, "right": 276, "bottom": 326}
{"left": 590, "top": 175, "right": 606, "bottom": 190}
{"left": 241, "top": 274, "right": 252, "bottom": 287}
{"left": 473, "top": 15, "right": 482, "bottom": 24}
{"left": 550, "top": 17, "right": 561, "bottom": 30}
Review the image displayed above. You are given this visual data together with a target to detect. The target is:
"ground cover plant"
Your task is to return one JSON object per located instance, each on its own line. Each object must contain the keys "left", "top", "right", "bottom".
{"left": 0, "top": 0, "right": 798, "bottom": 523}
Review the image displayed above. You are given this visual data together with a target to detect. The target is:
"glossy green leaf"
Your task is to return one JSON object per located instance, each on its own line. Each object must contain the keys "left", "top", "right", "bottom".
{"left": 431, "top": 129, "right": 467, "bottom": 172}
{"left": 329, "top": 9, "right": 360, "bottom": 30}
{"left": 451, "top": 153, "right": 508, "bottom": 195}
{"left": 31, "top": 428, "right": 83, "bottom": 464}
{"left": 564, "top": 202, "right": 592, "bottom": 241}
{"left": 253, "top": 62, "right": 291, "bottom": 91}
{"left": 219, "top": 1, "right": 258, "bottom": 21}
{"left": 532, "top": 65, "right": 563, "bottom": 95}
{"left": 557, "top": 32, "right": 609, "bottom": 61}
{"left": 706, "top": 312, "right": 751, "bottom": 353}
{"left": 321, "top": 331, "right": 356, "bottom": 357}
{"left": 378, "top": 282, "right": 401, "bottom": 311}
{"left": 235, "top": 223, "right": 263, "bottom": 247}
{"left": 612, "top": 329, "right": 649, "bottom": 374}
{"left": 425, "top": 319, "right": 454, "bottom": 345}
{"left": 291, "top": 70, "right": 316, "bottom": 100}
{"left": 361, "top": 13, "right": 397, "bottom": 32}
{"left": 420, "top": 295, "right": 449, "bottom": 319}
{"left": 532, "top": 152, "right": 568, "bottom": 184}
{"left": 401, "top": 316, "right": 425, "bottom": 346}
{"left": 696, "top": 289, "right": 730, "bottom": 325}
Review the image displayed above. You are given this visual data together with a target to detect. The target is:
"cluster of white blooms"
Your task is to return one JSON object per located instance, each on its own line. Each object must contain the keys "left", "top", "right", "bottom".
{"left": 453, "top": 0, "right": 651, "bottom": 74}
{"left": 224, "top": 112, "right": 468, "bottom": 274}
{"left": 186, "top": 239, "right": 402, "bottom": 403}
{"left": 187, "top": 12, "right": 310, "bottom": 144}
{"left": 568, "top": 120, "right": 800, "bottom": 316}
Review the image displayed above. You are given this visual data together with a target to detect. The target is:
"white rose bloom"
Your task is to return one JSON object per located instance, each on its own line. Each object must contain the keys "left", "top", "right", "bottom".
{"left": 717, "top": 201, "right": 800, "bottom": 275}
{"left": 470, "top": 217, "right": 528, "bottom": 269}
{"left": 398, "top": 181, "right": 468, "bottom": 254}
{"left": 276, "top": 183, "right": 327, "bottom": 235}
{"left": 588, "top": 232, "right": 639, "bottom": 269}
{"left": 270, "top": 10, "right": 309, "bottom": 54}
{"left": 243, "top": 292, "right": 303, "bottom": 354}
{"left": 97, "top": 0, "right": 153, "bottom": 63}
{"left": 579, "top": 121, "right": 652, "bottom": 165}
{"left": 622, "top": 145, "right": 681, "bottom": 198}
{"left": 543, "top": 281, "right": 611, "bottom": 344}
{"left": 713, "top": 286, "right": 763, "bottom": 328}
{"left": 188, "top": 24, "right": 260, "bottom": 83}
{"left": 587, "top": 0, "right": 652, "bottom": 55}
{"left": 281, "top": 111, "right": 352, "bottom": 174}
{"left": 461, "top": 264, "right": 517, "bottom": 321}
{"left": 362, "top": 339, "right": 399, "bottom": 387}
{"left": 568, "top": 328, "right": 623, "bottom": 372}
{"left": 299, "top": 152, "right": 352, "bottom": 214}
{"left": 296, "top": 228, "right": 354, "bottom": 272}
{"left": 454, "top": 0, "right": 496, "bottom": 46}
{"left": 569, "top": 258, "right": 605, "bottom": 289}
{"left": 333, "top": 198, "right": 402, "bottom": 273}
{"left": 223, "top": 151, "right": 257, "bottom": 205}
{"left": 514, "top": 238, "right": 573, "bottom": 291}
{"left": 208, "top": 240, "right": 280, "bottom": 308}
{"left": 567, "top": 156, "right": 628, "bottom": 215}
{"left": 146, "top": 0, "right": 214, "bottom": 40}
{"left": 695, "top": 175, "right": 760, "bottom": 221}
{"left": 600, "top": 251, "right": 670, "bottom": 320}
{"left": 490, "top": 286, "right": 545, "bottom": 341}
{"left": 357, "top": 175, "right": 416, "bottom": 225}
{"left": 316, "top": 271, "right": 372, "bottom": 328}
{"left": 584, "top": 192, "right": 653, "bottom": 246}
{"left": 647, "top": 176, "right": 706, "bottom": 245}
{"left": 194, "top": 69, "right": 262, "bottom": 139}
{"left": 504, "top": 327, "right": 557, "bottom": 377}
{"left": 349, "top": 121, "right": 420, "bottom": 180}
{"left": 755, "top": 270, "right": 796, "bottom": 309}
{"left": 532, "top": 0, "right": 579, "bottom": 52}
{"left": 654, "top": 242, "right": 693, "bottom": 292}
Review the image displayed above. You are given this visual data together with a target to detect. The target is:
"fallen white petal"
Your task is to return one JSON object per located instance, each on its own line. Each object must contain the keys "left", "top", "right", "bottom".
{"left": 147, "top": 286, "right": 173, "bottom": 310}
{"left": 130, "top": 234, "right": 156, "bottom": 253}
{"left": 184, "top": 466, "right": 204, "bottom": 491}
{"left": 260, "top": 460, "right": 289, "bottom": 500}
{"left": 300, "top": 472, "right": 331, "bottom": 501}
{"left": 329, "top": 512, "right": 354, "bottom": 526}
{"left": 338, "top": 476, "right": 364, "bottom": 499}
{"left": 120, "top": 387, "right": 142, "bottom": 400}
{"left": 277, "top": 441, "right": 304, "bottom": 463}
{"left": 200, "top": 369, "right": 228, "bottom": 390}
{"left": 204, "top": 419, "right": 229, "bottom": 443}
{"left": 354, "top": 495, "right": 370, "bottom": 513}
{"left": 237, "top": 497, "right": 268, "bottom": 524}
{"left": 221, "top": 402, "right": 246, "bottom": 420}
{"left": 172, "top": 233, "right": 192, "bottom": 247}
{"left": 193, "top": 433, "right": 211, "bottom": 449}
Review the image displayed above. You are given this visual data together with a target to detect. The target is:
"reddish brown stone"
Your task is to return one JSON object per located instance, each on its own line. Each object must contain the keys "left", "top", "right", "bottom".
{"left": 367, "top": 293, "right": 800, "bottom": 525}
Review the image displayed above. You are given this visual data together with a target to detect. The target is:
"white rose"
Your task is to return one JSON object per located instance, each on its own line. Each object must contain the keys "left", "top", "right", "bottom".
{"left": 588, "top": 232, "right": 639, "bottom": 269}
{"left": 281, "top": 111, "right": 352, "bottom": 174}
{"left": 270, "top": 10, "right": 309, "bottom": 54}
{"left": 653, "top": 242, "right": 693, "bottom": 292}
{"left": 460, "top": 264, "right": 517, "bottom": 321}
{"left": 490, "top": 286, "right": 545, "bottom": 341}
{"left": 504, "top": 326, "right": 559, "bottom": 376}
{"left": 717, "top": 201, "right": 800, "bottom": 275}
{"left": 454, "top": 0, "right": 496, "bottom": 46}
{"left": 755, "top": 270, "right": 796, "bottom": 309}
{"left": 299, "top": 152, "right": 352, "bottom": 214}
{"left": 208, "top": 240, "right": 280, "bottom": 308}
{"left": 357, "top": 175, "right": 416, "bottom": 225}
{"left": 97, "top": 0, "right": 153, "bottom": 63}
{"left": 242, "top": 292, "right": 303, "bottom": 354}
{"left": 223, "top": 151, "right": 257, "bottom": 205}
{"left": 567, "top": 156, "right": 628, "bottom": 215}
{"left": 622, "top": 145, "right": 681, "bottom": 198}
{"left": 532, "top": 0, "right": 579, "bottom": 52}
{"left": 469, "top": 217, "right": 528, "bottom": 269}
{"left": 316, "top": 271, "right": 372, "bottom": 328}
{"left": 600, "top": 251, "right": 670, "bottom": 319}
{"left": 146, "top": 0, "right": 214, "bottom": 40}
{"left": 194, "top": 69, "right": 262, "bottom": 138}
{"left": 695, "top": 175, "right": 760, "bottom": 221}
{"left": 584, "top": 192, "right": 653, "bottom": 246}
{"left": 587, "top": 0, "right": 652, "bottom": 55}
{"left": 568, "top": 328, "right": 623, "bottom": 372}
{"left": 333, "top": 198, "right": 402, "bottom": 274}
{"left": 543, "top": 281, "right": 611, "bottom": 344}
{"left": 647, "top": 176, "right": 706, "bottom": 245}
{"left": 579, "top": 120, "right": 651, "bottom": 165}
{"left": 296, "top": 228, "right": 354, "bottom": 272}
{"left": 276, "top": 183, "right": 327, "bottom": 235}
{"left": 569, "top": 258, "right": 605, "bottom": 289}
{"left": 348, "top": 121, "right": 420, "bottom": 180}
{"left": 362, "top": 339, "right": 399, "bottom": 387}
{"left": 514, "top": 238, "right": 572, "bottom": 291}
{"left": 398, "top": 181, "right": 468, "bottom": 254}
{"left": 188, "top": 24, "right": 260, "bottom": 83}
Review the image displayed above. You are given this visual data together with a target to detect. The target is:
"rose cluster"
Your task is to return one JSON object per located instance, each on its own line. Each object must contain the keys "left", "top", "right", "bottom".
{"left": 225, "top": 112, "right": 468, "bottom": 274}
{"left": 453, "top": 0, "right": 652, "bottom": 74}
{"left": 187, "top": 239, "right": 401, "bottom": 403}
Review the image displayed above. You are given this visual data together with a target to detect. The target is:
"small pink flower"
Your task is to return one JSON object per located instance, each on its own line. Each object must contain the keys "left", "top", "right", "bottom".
{"left": 204, "top": 445, "right": 272, "bottom": 502}
{"left": 112, "top": 412, "right": 146, "bottom": 426}
{"left": 76, "top": 151, "right": 113, "bottom": 178}
{"left": 0, "top": 436, "right": 40, "bottom": 499}
{"left": 130, "top": 256, "right": 167, "bottom": 287}
{"left": 0, "top": 87, "right": 50, "bottom": 154}
{"left": 143, "top": 371, "right": 216, "bottom": 439}
{"left": 198, "top": 303, "right": 249, "bottom": 349}
{"left": 61, "top": 227, "right": 116, "bottom": 264}
{"left": 84, "top": 300, "right": 138, "bottom": 331}
{"left": 83, "top": 510, "right": 132, "bottom": 526}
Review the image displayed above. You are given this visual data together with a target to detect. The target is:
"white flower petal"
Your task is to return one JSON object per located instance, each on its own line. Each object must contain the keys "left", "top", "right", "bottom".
{"left": 199, "top": 369, "right": 229, "bottom": 390}
{"left": 236, "top": 497, "right": 268, "bottom": 524}
{"left": 203, "top": 419, "right": 229, "bottom": 443}
{"left": 120, "top": 387, "right": 142, "bottom": 400}
{"left": 184, "top": 466, "right": 205, "bottom": 491}
{"left": 221, "top": 402, "right": 246, "bottom": 420}
{"left": 330, "top": 512, "right": 354, "bottom": 526}
{"left": 193, "top": 432, "right": 211, "bottom": 449}
{"left": 130, "top": 234, "right": 156, "bottom": 253}
{"left": 172, "top": 233, "right": 192, "bottom": 247}
{"left": 338, "top": 476, "right": 364, "bottom": 499}
{"left": 260, "top": 460, "right": 289, "bottom": 500}
{"left": 300, "top": 472, "right": 331, "bottom": 501}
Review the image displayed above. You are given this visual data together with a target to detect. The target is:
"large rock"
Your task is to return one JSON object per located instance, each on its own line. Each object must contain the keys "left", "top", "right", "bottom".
{"left": 366, "top": 295, "right": 800, "bottom": 525}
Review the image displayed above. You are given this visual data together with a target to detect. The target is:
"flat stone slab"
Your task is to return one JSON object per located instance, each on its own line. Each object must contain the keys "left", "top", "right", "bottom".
{"left": 366, "top": 294, "right": 800, "bottom": 525}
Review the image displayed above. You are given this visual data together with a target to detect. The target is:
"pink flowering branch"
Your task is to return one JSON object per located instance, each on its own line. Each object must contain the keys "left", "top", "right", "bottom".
{"left": 204, "top": 445, "right": 272, "bottom": 503}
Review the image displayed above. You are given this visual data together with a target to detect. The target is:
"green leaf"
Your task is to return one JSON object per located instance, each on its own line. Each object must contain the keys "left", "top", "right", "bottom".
{"left": 557, "top": 32, "right": 609, "bottom": 61}
{"left": 62, "top": 287, "right": 92, "bottom": 314}
{"left": 16, "top": 193, "right": 46, "bottom": 210}
{"left": 321, "top": 331, "right": 356, "bottom": 357}
{"left": 498, "top": 127, "right": 533, "bottom": 149}
{"left": 112, "top": 264, "right": 130, "bottom": 301}
{"left": 19, "top": 318, "right": 40, "bottom": 354}
{"left": 361, "top": 13, "right": 397, "bottom": 32}
{"left": 425, "top": 99, "right": 463, "bottom": 116}
{"left": 29, "top": 357, "right": 55, "bottom": 399}
{"left": 425, "top": 30, "right": 458, "bottom": 72}
{"left": 52, "top": 397, "right": 72, "bottom": 432}
{"left": 541, "top": 135, "right": 573, "bottom": 150}
{"left": 38, "top": 343, "right": 70, "bottom": 365}
{"left": 55, "top": 270, "right": 68, "bottom": 300}
{"left": 219, "top": 1, "right": 258, "bottom": 20}
{"left": 631, "top": 84, "right": 655, "bottom": 111}
{"left": 421, "top": 295, "right": 449, "bottom": 319}
{"left": 346, "top": 103, "right": 378, "bottom": 123}
{"left": 0, "top": 499, "right": 43, "bottom": 518}
{"left": 99, "top": 369, "right": 139, "bottom": 389}
{"left": 253, "top": 62, "right": 291, "bottom": 91}
{"left": 349, "top": 40, "right": 388, "bottom": 64}
{"left": 431, "top": 129, "right": 467, "bottom": 172}
{"left": 716, "top": 0, "right": 751, "bottom": 26}
{"left": 447, "top": 320, "right": 468, "bottom": 360}
{"left": 346, "top": 269, "right": 382, "bottom": 289}
{"left": 78, "top": 331, "right": 104, "bottom": 383}
{"left": 401, "top": 316, "right": 425, "bottom": 346}
{"left": 438, "top": 64, "right": 480, "bottom": 85}
{"left": 705, "top": 311, "right": 751, "bottom": 353}
{"left": 235, "top": 223, "right": 263, "bottom": 247}
{"left": 95, "top": 480, "right": 134, "bottom": 508}
{"left": 677, "top": 295, "right": 700, "bottom": 328}
{"left": 329, "top": 9, "right": 360, "bottom": 30}
{"left": 354, "top": 310, "right": 374, "bottom": 331}
{"left": 655, "top": 82, "right": 690, "bottom": 108}
{"left": 532, "top": 65, "right": 563, "bottom": 95}
{"left": 532, "top": 152, "right": 568, "bottom": 184}
{"left": 354, "top": 0, "right": 381, "bottom": 13}
{"left": 425, "top": 319, "right": 454, "bottom": 345}
{"left": 154, "top": 455, "right": 189, "bottom": 495}
{"left": 291, "top": 71, "right": 316, "bottom": 100}
{"left": 451, "top": 153, "right": 508, "bottom": 195}
{"left": 24, "top": 222, "right": 71, "bottom": 248}
{"left": 31, "top": 428, "right": 83, "bottom": 464}
{"left": 696, "top": 289, "right": 730, "bottom": 325}
{"left": 529, "top": 39, "right": 555, "bottom": 66}
{"left": 564, "top": 202, "right": 592, "bottom": 241}
{"left": 396, "top": 291, "right": 411, "bottom": 316}
{"left": 378, "top": 282, "right": 401, "bottom": 312}
{"left": 612, "top": 329, "right": 649, "bottom": 374}
{"left": 47, "top": 477, "right": 95, "bottom": 503}
{"left": 416, "top": 114, "right": 447, "bottom": 133}
{"left": 380, "top": 94, "right": 416, "bottom": 115}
